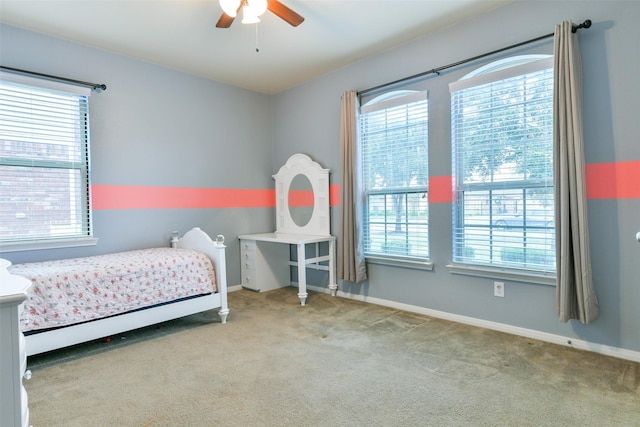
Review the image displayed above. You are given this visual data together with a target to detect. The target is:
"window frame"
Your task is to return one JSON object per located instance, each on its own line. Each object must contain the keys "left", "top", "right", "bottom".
{"left": 0, "top": 72, "right": 97, "bottom": 252}
{"left": 359, "top": 90, "right": 432, "bottom": 269}
{"left": 448, "top": 56, "right": 556, "bottom": 284}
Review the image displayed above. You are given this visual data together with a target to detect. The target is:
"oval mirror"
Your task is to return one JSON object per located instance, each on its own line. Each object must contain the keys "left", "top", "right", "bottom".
{"left": 288, "top": 174, "right": 314, "bottom": 227}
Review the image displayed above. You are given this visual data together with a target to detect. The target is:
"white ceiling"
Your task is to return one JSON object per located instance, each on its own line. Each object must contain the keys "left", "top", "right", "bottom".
{"left": 0, "top": 0, "right": 510, "bottom": 95}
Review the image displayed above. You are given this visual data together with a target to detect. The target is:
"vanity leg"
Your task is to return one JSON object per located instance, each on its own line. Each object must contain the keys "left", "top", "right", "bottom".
{"left": 297, "top": 243, "right": 308, "bottom": 306}
{"left": 328, "top": 238, "right": 338, "bottom": 296}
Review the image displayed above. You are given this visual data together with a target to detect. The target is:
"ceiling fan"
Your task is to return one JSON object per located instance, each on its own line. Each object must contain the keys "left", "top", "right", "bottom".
{"left": 216, "top": 0, "right": 305, "bottom": 28}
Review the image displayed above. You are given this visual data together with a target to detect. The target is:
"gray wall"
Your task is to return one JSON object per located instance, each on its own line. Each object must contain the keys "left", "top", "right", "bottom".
{"left": 272, "top": 1, "right": 640, "bottom": 354}
{"left": 0, "top": 24, "right": 276, "bottom": 284}
{"left": 1, "top": 0, "right": 639, "bottom": 356}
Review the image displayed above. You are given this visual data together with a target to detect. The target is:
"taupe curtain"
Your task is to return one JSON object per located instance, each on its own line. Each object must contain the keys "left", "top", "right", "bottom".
{"left": 553, "top": 21, "right": 599, "bottom": 323}
{"left": 338, "top": 90, "right": 367, "bottom": 283}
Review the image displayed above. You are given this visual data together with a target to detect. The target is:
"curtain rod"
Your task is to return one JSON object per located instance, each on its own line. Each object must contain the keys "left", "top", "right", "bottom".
{"left": 358, "top": 19, "right": 592, "bottom": 97}
{"left": 0, "top": 65, "right": 107, "bottom": 92}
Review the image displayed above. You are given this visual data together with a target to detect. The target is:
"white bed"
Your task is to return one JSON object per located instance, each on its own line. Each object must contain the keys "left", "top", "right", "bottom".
{"left": 5, "top": 227, "right": 229, "bottom": 356}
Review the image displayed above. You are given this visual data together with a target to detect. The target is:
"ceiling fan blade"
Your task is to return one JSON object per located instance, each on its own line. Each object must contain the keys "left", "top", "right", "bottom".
{"left": 216, "top": 13, "right": 236, "bottom": 28}
{"left": 267, "top": 0, "right": 305, "bottom": 27}
{"left": 215, "top": 1, "right": 245, "bottom": 28}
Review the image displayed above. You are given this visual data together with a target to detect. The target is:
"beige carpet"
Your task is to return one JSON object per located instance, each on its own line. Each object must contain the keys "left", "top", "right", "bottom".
{"left": 26, "top": 288, "right": 640, "bottom": 427}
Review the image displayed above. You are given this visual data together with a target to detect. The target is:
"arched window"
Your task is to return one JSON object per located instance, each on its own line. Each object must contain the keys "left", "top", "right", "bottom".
{"left": 359, "top": 90, "right": 429, "bottom": 260}
{"left": 450, "top": 55, "right": 555, "bottom": 273}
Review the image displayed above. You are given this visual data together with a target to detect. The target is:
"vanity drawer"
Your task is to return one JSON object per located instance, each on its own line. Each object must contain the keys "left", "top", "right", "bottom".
{"left": 241, "top": 271, "right": 257, "bottom": 290}
{"left": 240, "top": 241, "right": 255, "bottom": 260}
{"left": 240, "top": 239, "right": 258, "bottom": 290}
{"left": 237, "top": 237, "right": 290, "bottom": 292}
{"left": 241, "top": 262, "right": 258, "bottom": 290}
{"left": 241, "top": 248, "right": 255, "bottom": 263}
{"left": 241, "top": 240, "right": 256, "bottom": 252}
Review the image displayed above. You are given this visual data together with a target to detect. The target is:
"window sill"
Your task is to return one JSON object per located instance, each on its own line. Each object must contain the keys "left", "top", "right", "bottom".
{"left": 366, "top": 256, "right": 434, "bottom": 271}
{"left": 0, "top": 237, "right": 99, "bottom": 253}
{"left": 446, "top": 263, "right": 556, "bottom": 286}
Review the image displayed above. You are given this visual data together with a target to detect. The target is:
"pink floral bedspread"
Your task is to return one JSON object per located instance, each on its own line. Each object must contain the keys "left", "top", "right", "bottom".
{"left": 9, "top": 248, "right": 217, "bottom": 333}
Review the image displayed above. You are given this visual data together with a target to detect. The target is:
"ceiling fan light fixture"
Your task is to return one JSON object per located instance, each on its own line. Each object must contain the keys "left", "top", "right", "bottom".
{"left": 215, "top": 0, "right": 304, "bottom": 29}
{"left": 241, "top": 5, "right": 261, "bottom": 24}
{"left": 220, "top": 0, "right": 240, "bottom": 18}
{"left": 245, "top": 0, "right": 268, "bottom": 16}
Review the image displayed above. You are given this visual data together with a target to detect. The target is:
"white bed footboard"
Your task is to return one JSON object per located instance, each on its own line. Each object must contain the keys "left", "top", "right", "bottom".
{"left": 22, "top": 227, "right": 228, "bottom": 356}
{"left": 178, "top": 227, "right": 229, "bottom": 322}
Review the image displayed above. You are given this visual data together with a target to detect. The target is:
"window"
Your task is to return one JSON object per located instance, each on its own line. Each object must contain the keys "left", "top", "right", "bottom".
{"left": 360, "top": 90, "right": 429, "bottom": 260}
{"left": 0, "top": 74, "right": 93, "bottom": 249}
{"left": 450, "top": 56, "right": 555, "bottom": 274}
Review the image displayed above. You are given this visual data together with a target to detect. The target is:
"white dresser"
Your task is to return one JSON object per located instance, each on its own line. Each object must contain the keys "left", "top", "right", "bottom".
{"left": 0, "top": 259, "right": 31, "bottom": 427}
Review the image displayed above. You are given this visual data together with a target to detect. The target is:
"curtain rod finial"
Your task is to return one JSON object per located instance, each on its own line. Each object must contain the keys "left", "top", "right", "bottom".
{"left": 572, "top": 19, "right": 592, "bottom": 33}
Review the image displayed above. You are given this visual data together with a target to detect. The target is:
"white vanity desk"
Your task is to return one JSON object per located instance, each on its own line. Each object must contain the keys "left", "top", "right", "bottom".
{"left": 238, "top": 233, "right": 336, "bottom": 305}
{"left": 239, "top": 154, "right": 337, "bottom": 305}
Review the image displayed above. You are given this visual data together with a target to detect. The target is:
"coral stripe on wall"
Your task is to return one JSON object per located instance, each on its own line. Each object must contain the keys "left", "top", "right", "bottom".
{"left": 91, "top": 161, "right": 638, "bottom": 211}
{"left": 92, "top": 184, "right": 342, "bottom": 210}
{"left": 329, "top": 184, "right": 340, "bottom": 207}
{"left": 427, "top": 160, "right": 640, "bottom": 204}
{"left": 91, "top": 185, "right": 275, "bottom": 210}
{"left": 585, "top": 160, "right": 640, "bottom": 199}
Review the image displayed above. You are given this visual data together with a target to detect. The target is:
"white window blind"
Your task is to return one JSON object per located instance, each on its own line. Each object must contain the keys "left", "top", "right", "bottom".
{"left": 451, "top": 57, "right": 555, "bottom": 273}
{"left": 360, "top": 90, "right": 429, "bottom": 260}
{"left": 0, "top": 75, "right": 92, "bottom": 245}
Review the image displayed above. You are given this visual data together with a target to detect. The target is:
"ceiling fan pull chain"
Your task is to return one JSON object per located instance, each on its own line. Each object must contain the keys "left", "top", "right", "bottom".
{"left": 255, "top": 23, "right": 260, "bottom": 53}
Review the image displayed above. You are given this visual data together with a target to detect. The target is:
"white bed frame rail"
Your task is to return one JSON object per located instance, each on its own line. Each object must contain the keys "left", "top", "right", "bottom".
{"left": 20, "top": 227, "right": 228, "bottom": 356}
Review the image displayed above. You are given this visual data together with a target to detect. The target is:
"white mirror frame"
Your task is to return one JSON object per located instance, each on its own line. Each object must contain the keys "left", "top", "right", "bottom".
{"left": 274, "top": 153, "right": 330, "bottom": 236}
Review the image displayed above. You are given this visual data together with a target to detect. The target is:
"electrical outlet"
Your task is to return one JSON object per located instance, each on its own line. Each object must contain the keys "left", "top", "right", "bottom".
{"left": 494, "top": 281, "right": 505, "bottom": 297}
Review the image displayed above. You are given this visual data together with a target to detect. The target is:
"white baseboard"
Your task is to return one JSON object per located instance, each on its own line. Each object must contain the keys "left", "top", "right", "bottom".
{"left": 227, "top": 284, "right": 244, "bottom": 293}
{"left": 304, "top": 284, "right": 640, "bottom": 364}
